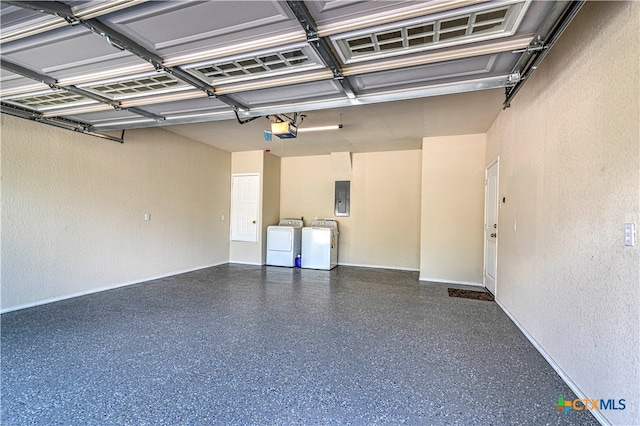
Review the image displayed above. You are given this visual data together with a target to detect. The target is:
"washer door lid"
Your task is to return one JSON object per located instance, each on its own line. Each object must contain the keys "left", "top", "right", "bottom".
{"left": 268, "top": 228, "right": 293, "bottom": 251}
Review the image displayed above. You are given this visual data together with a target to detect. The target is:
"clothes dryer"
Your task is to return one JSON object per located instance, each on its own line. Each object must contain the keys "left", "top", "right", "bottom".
{"left": 301, "top": 219, "right": 339, "bottom": 270}
{"left": 266, "top": 219, "right": 303, "bottom": 267}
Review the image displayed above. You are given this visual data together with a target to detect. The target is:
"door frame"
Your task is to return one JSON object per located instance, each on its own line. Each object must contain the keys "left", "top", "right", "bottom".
{"left": 483, "top": 157, "right": 500, "bottom": 296}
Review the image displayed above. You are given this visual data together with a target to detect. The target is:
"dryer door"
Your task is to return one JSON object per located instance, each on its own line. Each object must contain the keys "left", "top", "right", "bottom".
{"left": 268, "top": 228, "right": 292, "bottom": 251}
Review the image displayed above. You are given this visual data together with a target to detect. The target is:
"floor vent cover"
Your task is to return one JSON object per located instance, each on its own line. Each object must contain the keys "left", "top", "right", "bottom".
{"left": 447, "top": 288, "right": 495, "bottom": 301}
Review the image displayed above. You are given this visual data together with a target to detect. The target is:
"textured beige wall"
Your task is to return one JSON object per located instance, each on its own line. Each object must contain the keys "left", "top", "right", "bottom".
{"left": 486, "top": 2, "right": 639, "bottom": 424}
{"left": 420, "top": 134, "right": 486, "bottom": 284}
{"left": 262, "top": 152, "right": 281, "bottom": 263}
{"left": 280, "top": 150, "right": 422, "bottom": 270}
{"left": 1, "top": 115, "right": 231, "bottom": 311}
{"left": 229, "top": 151, "right": 264, "bottom": 265}
{"left": 280, "top": 154, "right": 334, "bottom": 223}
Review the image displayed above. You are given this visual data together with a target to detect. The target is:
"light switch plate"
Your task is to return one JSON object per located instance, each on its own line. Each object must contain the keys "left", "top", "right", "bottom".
{"left": 624, "top": 223, "right": 635, "bottom": 246}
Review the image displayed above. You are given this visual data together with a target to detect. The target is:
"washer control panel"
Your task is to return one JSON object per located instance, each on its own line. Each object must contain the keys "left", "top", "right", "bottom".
{"left": 277, "top": 219, "right": 304, "bottom": 227}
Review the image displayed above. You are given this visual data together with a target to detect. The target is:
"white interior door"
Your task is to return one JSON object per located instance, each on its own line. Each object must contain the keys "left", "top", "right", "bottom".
{"left": 484, "top": 160, "right": 499, "bottom": 295}
{"left": 230, "top": 173, "right": 260, "bottom": 242}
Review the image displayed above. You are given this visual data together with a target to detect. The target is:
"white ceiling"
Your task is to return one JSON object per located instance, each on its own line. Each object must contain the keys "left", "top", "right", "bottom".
{"left": 0, "top": 0, "right": 576, "bottom": 157}
{"left": 165, "top": 88, "right": 505, "bottom": 157}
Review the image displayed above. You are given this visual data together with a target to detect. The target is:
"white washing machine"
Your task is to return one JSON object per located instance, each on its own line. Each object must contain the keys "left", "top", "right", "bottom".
{"left": 301, "top": 219, "right": 339, "bottom": 270}
{"left": 266, "top": 219, "right": 304, "bottom": 267}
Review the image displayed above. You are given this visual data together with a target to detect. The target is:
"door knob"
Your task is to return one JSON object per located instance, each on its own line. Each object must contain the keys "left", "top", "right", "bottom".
{"left": 490, "top": 233, "right": 497, "bottom": 238}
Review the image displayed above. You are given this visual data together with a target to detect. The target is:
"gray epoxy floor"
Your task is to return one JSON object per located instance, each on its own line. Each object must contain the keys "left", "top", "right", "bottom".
{"left": 1, "top": 264, "right": 596, "bottom": 425}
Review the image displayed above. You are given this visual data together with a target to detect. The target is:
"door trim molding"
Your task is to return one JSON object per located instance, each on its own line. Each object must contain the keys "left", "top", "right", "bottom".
{"left": 483, "top": 156, "right": 500, "bottom": 296}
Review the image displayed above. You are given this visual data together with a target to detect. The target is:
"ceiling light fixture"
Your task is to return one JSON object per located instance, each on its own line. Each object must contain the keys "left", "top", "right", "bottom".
{"left": 269, "top": 111, "right": 343, "bottom": 138}
{"left": 298, "top": 124, "right": 343, "bottom": 133}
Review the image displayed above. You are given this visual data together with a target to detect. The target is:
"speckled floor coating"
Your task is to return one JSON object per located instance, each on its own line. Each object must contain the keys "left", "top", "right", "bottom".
{"left": 1, "top": 264, "right": 597, "bottom": 425}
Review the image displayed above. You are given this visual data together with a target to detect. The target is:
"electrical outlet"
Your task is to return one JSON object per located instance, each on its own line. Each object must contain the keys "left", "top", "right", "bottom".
{"left": 144, "top": 213, "right": 151, "bottom": 221}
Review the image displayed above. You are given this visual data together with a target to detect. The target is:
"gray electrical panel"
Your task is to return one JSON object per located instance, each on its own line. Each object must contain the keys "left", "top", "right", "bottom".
{"left": 335, "top": 181, "right": 350, "bottom": 217}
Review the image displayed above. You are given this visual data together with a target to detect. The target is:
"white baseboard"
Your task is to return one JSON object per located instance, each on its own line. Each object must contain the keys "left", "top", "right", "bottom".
{"left": 496, "top": 300, "right": 610, "bottom": 426}
{"left": 228, "top": 261, "right": 263, "bottom": 266}
{"left": 419, "top": 277, "right": 483, "bottom": 287}
{"left": 337, "top": 262, "right": 420, "bottom": 272}
{"left": 0, "top": 262, "right": 227, "bottom": 314}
